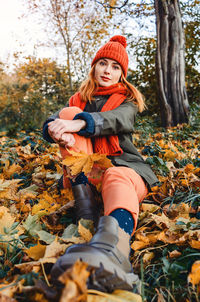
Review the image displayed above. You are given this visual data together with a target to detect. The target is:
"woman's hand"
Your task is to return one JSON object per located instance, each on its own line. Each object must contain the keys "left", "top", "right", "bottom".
{"left": 48, "top": 118, "right": 86, "bottom": 142}
{"left": 59, "top": 133, "right": 76, "bottom": 147}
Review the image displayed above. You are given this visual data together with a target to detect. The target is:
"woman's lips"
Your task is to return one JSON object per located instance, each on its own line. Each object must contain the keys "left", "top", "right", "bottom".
{"left": 101, "top": 76, "right": 110, "bottom": 81}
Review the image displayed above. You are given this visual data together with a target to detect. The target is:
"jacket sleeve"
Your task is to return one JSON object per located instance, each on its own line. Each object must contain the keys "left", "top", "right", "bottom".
{"left": 42, "top": 110, "right": 61, "bottom": 142}
{"left": 75, "top": 101, "right": 138, "bottom": 137}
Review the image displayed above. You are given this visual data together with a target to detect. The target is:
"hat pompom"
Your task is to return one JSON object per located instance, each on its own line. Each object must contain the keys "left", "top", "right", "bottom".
{"left": 110, "top": 35, "right": 127, "bottom": 48}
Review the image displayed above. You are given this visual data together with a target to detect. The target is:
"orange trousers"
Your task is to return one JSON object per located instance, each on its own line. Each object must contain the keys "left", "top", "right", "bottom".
{"left": 59, "top": 107, "right": 148, "bottom": 231}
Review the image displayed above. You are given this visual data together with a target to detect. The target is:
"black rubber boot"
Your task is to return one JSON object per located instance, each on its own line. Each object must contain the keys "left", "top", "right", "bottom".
{"left": 51, "top": 216, "right": 140, "bottom": 293}
{"left": 72, "top": 183, "right": 99, "bottom": 224}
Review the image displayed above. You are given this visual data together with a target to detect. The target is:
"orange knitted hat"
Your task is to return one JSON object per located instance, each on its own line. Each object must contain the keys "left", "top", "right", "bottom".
{"left": 91, "top": 35, "right": 129, "bottom": 77}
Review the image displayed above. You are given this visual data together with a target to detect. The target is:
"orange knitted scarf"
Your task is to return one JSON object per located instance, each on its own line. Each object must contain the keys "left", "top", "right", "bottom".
{"left": 69, "top": 83, "right": 127, "bottom": 156}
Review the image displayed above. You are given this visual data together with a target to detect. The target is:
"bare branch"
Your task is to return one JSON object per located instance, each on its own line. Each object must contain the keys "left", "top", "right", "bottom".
{"left": 95, "top": 0, "right": 129, "bottom": 10}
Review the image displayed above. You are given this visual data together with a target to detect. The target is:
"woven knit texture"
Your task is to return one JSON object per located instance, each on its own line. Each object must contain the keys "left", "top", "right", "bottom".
{"left": 91, "top": 35, "right": 129, "bottom": 77}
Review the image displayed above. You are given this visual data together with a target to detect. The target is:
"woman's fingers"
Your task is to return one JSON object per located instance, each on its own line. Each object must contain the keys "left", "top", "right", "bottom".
{"left": 61, "top": 133, "right": 76, "bottom": 147}
{"left": 48, "top": 126, "right": 61, "bottom": 141}
{"left": 48, "top": 120, "right": 66, "bottom": 135}
{"left": 48, "top": 120, "right": 67, "bottom": 140}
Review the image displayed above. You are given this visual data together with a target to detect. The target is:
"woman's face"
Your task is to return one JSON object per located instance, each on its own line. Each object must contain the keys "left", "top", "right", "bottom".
{"left": 94, "top": 58, "right": 122, "bottom": 87}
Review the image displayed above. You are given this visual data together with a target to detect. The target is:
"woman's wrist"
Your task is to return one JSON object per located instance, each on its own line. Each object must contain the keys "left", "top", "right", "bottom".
{"left": 73, "top": 112, "right": 95, "bottom": 135}
{"left": 76, "top": 119, "right": 86, "bottom": 130}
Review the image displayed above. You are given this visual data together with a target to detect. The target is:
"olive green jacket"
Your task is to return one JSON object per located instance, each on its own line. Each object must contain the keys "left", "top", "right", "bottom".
{"left": 43, "top": 95, "right": 158, "bottom": 188}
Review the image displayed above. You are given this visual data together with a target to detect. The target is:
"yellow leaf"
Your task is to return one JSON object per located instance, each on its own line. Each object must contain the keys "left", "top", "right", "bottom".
{"left": 32, "top": 191, "right": 59, "bottom": 216}
{"left": 131, "top": 240, "right": 149, "bottom": 251}
{"left": 143, "top": 252, "right": 155, "bottom": 263}
{"left": 0, "top": 179, "right": 21, "bottom": 200}
{"left": 25, "top": 242, "right": 46, "bottom": 260}
{"left": 87, "top": 289, "right": 142, "bottom": 302}
{"left": 0, "top": 206, "right": 15, "bottom": 235}
{"left": 112, "top": 289, "right": 142, "bottom": 302}
{"left": 63, "top": 150, "right": 113, "bottom": 176}
{"left": 141, "top": 203, "right": 160, "bottom": 213}
{"left": 78, "top": 219, "right": 94, "bottom": 242}
{"left": 38, "top": 191, "right": 55, "bottom": 203}
{"left": 40, "top": 240, "right": 69, "bottom": 264}
{"left": 62, "top": 150, "right": 89, "bottom": 175}
{"left": 32, "top": 201, "right": 50, "bottom": 216}
{"left": 188, "top": 261, "right": 200, "bottom": 285}
{"left": 90, "top": 153, "right": 113, "bottom": 170}
{"left": 136, "top": 233, "right": 150, "bottom": 244}
{"left": 0, "top": 207, "right": 24, "bottom": 251}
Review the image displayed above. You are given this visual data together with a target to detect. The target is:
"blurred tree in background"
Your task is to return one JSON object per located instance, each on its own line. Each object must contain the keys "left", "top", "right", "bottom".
{"left": 0, "top": 58, "right": 69, "bottom": 133}
{"left": 24, "top": 0, "right": 122, "bottom": 92}
{"left": 0, "top": 0, "right": 199, "bottom": 133}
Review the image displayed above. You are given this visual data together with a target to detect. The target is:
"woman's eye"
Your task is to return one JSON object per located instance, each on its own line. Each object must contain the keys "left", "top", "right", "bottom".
{"left": 99, "top": 61, "right": 106, "bottom": 66}
{"left": 113, "top": 65, "right": 120, "bottom": 70}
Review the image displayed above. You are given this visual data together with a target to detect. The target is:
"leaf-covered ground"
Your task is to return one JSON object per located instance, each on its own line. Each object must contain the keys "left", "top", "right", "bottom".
{"left": 0, "top": 106, "right": 200, "bottom": 301}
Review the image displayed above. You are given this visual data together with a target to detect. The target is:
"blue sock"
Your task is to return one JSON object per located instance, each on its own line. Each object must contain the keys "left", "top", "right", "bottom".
{"left": 109, "top": 209, "right": 134, "bottom": 236}
{"left": 70, "top": 172, "right": 89, "bottom": 187}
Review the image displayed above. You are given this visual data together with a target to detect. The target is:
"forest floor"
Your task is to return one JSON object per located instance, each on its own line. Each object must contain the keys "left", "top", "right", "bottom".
{"left": 0, "top": 103, "right": 200, "bottom": 302}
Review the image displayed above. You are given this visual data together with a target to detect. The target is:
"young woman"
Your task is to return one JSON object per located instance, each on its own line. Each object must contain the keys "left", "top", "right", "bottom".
{"left": 43, "top": 36, "right": 158, "bottom": 292}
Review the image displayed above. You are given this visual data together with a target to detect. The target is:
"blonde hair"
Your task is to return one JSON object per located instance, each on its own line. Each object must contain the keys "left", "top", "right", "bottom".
{"left": 79, "top": 63, "right": 145, "bottom": 112}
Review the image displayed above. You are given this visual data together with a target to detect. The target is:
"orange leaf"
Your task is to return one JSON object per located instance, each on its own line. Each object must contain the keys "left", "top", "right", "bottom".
{"left": 169, "top": 250, "right": 181, "bottom": 258}
{"left": 184, "top": 164, "right": 195, "bottom": 173}
{"left": 189, "top": 240, "right": 200, "bottom": 250}
{"left": 131, "top": 240, "right": 149, "bottom": 251}
{"left": 59, "top": 259, "right": 89, "bottom": 302}
{"left": 188, "top": 261, "right": 200, "bottom": 286}
{"left": 164, "top": 150, "right": 177, "bottom": 160}
{"left": 3, "top": 163, "right": 23, "bottom": 178}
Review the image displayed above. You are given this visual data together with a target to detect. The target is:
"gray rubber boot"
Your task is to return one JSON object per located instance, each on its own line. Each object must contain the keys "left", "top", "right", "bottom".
{"left": 51, "top": 216, "right": 141, "bottom": 293}
{"left": 72, "top": 184, "right": 99, "bottom": 224}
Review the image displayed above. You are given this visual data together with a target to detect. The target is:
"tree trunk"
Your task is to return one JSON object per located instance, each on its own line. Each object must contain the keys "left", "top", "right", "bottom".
{"left": 154, "top": 0, "right": 189, "bottom": 127}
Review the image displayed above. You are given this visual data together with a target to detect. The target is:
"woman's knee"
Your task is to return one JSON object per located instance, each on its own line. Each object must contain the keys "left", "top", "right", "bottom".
{"left": 59, "top": 106, "right": 83, "bottom": 120}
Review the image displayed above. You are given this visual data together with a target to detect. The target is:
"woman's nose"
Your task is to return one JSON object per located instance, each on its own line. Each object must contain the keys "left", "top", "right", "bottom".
{"left": 104, "top": 65, "right": 111, "bottom": 74}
